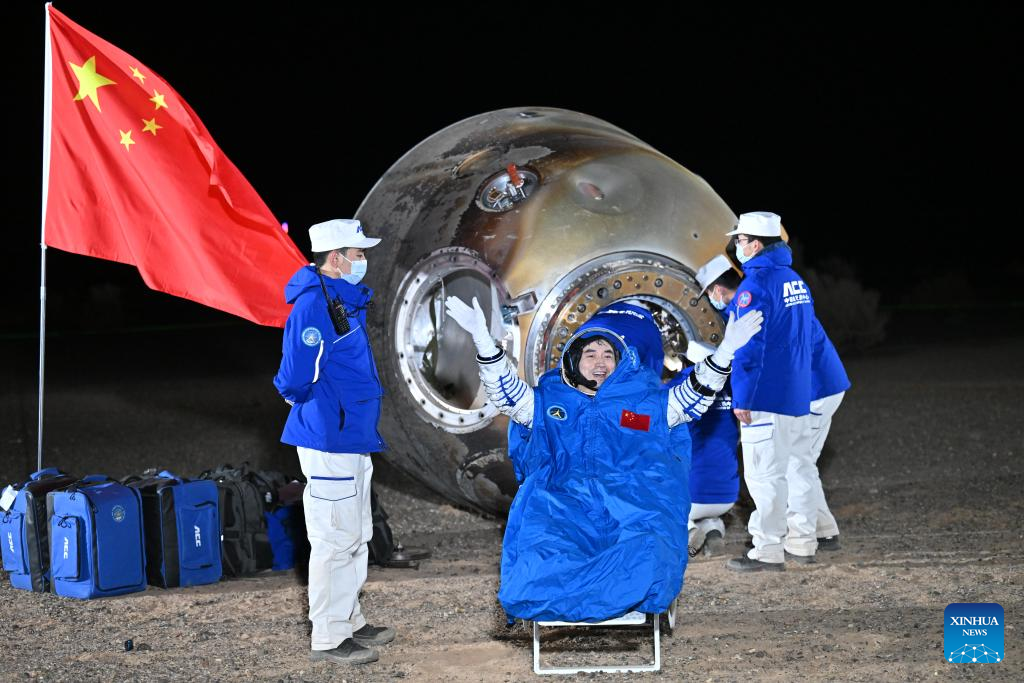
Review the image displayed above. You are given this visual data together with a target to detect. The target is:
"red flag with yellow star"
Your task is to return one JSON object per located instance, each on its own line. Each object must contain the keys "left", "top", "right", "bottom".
{"left": 43, "top": 6, "right": 306, "bottom": 327}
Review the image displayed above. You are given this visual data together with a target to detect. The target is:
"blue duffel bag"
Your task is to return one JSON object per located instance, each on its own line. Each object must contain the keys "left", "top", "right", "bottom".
{"left": 1, "top": 467, "right": 78, "bottom": 592}
{"left": 125, "top": 470, "right": 222, "bottom": 587}
{"left": 47, "top": 476, "right": 147, "bottom": 599}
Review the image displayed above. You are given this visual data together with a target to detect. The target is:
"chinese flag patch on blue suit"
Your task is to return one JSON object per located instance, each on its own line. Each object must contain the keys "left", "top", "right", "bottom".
{"left": 620, "top": 410, "right": 651, "bottom": 431}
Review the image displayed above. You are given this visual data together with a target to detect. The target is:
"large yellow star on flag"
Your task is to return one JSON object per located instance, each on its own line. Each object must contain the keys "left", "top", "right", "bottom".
{"left": 150, "top": 90, "right": 168, "bottom": 110}
{"left": 142, "top": 117, "right": 162, "bottom": 136}
{"left": 130, "top": 66, "right": 146, "bottom": 84}
{"left": 119, "top": 129, "right": 135, "bottom": 151}
{"left": 69, "top": 56, "right": 116, "bottom": 112}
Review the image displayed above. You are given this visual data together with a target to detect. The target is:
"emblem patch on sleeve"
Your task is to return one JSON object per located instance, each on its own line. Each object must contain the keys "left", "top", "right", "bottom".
{"left": 301, "top": 327, "right": 322, "bottom": 346}
{"left": 737, "top": 291, "right": 752, "bottom": 308}
{"left": 620, "top": 410, "right": 651, "bottom": 431}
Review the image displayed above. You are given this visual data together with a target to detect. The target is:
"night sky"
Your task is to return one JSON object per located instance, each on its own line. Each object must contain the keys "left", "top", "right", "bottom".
{"left": 5, "top": 3, "right": 1021, "bottom": 333}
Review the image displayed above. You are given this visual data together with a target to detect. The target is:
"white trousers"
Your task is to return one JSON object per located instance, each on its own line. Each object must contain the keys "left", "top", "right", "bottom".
{"left": 688, "top": 502, "right": 733, "bottom": 535}
{"left": 741, "top": 392, "right": 844, "bottom": 562}
{"left": 297, "top": 447, "right": 373, "bottom": 650}
{"left": 788, "top": 392, "right": 844, "bottom": 542}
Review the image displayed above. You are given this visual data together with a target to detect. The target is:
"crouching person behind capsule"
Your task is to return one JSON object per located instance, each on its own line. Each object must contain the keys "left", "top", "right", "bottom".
{"left": 672, "top": 341, "right": 740, "bottom": 559}
{"left": 444, "top": 295, "right": 762, "bottom": 623}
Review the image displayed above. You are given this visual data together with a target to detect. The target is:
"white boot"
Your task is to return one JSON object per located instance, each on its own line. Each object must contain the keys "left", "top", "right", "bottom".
{"left": 698, "top": 518, "right": 726, "bottom": 557}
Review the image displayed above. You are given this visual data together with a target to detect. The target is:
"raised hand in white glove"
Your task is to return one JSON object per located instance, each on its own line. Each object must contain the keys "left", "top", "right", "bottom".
{"left": 710, "top": 309, "right": 764, "bottom": 367}
{"left": 444, "top": 296, "right": 500, "bottom": 357}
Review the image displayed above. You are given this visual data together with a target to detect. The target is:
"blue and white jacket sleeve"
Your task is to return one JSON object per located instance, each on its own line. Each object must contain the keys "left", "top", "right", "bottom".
{"left": 477, "top": 349, "right": 534, "bottom": 428}
{"left": 273, "top": 297, "right": 328, "bottom": 405}
{"left": 666, "top": 356, "right": 731, "bottom": 427}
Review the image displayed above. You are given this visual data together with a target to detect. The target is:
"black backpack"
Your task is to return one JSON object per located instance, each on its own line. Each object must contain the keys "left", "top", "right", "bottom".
{"left": 250, "top": 469, "right": 308, "bottom": 573}
{"left": 197, "top": 463, "right": 272, "bottom": 577}
{"left": 367, "top": 486, "right": 394, "bottom": 566}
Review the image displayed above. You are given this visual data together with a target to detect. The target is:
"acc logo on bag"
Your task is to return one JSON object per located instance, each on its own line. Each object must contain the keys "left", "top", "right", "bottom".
{"left": 111, "top": 505, "right": 126, "bottom": 523}
{"left": 547, "top": 405, "right": 567, "bottom": 421}
{"left": 302, "top": 327, "right": 322, "bottom": 346}
{"left": 737, "top": 291, "right": 752, "bottom": 308}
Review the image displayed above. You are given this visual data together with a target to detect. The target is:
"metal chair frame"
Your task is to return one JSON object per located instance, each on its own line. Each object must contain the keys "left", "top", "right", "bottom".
{"left": 531, "top": 599, "right": 677, "bottom": 675}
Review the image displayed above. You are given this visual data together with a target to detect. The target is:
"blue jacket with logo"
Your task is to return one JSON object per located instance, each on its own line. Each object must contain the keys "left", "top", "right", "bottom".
{"left": 727, "top": 243, "right": 822, "bottom": 416}
{"left": 273, "top": 266, "right": 386, "bottom": 454}
{"left": 500, "top": 325, "right": 688, "bottom": 623}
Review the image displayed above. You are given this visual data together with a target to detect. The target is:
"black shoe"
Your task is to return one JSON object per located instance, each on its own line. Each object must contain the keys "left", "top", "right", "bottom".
{"left": 785, "top": 550, "right": 816, "bottom": 565}
{"left": 817, "top": 535, "right": 841, "bottom": 551}
{"left": 309, "top": 639, "right": 379, "bottom": 664}
{"left": 353, "top": 624, "right": 396, "bottom": 646}
{"left": 726, "top": 556, "right": 785, "bottom": 573}
{"left": 703, "top": 530, "right": 725, "bottom": 557}
{"left": 744, "top": 538, "right": 754, "bottom": 549}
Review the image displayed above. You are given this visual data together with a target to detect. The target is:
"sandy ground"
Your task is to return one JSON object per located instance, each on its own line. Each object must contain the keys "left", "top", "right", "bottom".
{"left": 1, "top": 317, "right": 1022, "bottom": 681}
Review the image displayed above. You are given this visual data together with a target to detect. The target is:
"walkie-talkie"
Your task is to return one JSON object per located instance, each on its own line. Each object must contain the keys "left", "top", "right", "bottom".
{"left": 315, "top": 266, "right": 350, "bottom": 335}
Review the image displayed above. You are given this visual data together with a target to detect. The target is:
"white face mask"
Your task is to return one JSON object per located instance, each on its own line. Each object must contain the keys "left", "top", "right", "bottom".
{"left": 340, "top": 254, "right": 367, "bottom": 284}
{"left": 735, "top": 241, "right": 753, "bottom": 264}
{"left": 709, "top": 290, "right": 727, "bottom": 310}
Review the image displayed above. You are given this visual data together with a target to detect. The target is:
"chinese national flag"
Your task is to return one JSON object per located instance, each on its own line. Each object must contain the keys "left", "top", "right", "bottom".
{"left": 43, "top": 6, "right": 306, "bottom": 327}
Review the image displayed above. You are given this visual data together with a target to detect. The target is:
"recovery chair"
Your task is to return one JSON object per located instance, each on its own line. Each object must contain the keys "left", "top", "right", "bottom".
{"left": 532, "top": 598, "right": 677, "bottom": 674}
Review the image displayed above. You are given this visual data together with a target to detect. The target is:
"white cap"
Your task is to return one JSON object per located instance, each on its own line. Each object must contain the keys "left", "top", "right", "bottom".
{"left": 685, "top": 340, "right": 716, "bottom": 364}
{"left": 308, "top": 219, "right": 381, "bottom": 252}
{"left": 695, "top": 254, "right": 735, "bottom": 294}
{"left": 725, "top": 211, "right": 782, "bottom": 237}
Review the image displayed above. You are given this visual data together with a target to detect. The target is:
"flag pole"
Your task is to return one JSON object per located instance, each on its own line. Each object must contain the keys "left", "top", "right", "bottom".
{"left": 38, "top": 3, "right": 54, "bottom": 472}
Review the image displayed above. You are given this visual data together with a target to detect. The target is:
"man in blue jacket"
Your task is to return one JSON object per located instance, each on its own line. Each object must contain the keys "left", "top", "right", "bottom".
{"left": 723, "top": 212, "right": 850, "bottom": 572}
{"left": 273, "top": 219, "right": 394, "bottom": 665}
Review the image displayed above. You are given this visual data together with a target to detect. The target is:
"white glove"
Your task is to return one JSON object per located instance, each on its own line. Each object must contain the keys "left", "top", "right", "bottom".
{"left": 711, "top": 309, "right": 763, "bottom": 366}
{"left": 444, "top": 296, "right": 500, "bottom": 357}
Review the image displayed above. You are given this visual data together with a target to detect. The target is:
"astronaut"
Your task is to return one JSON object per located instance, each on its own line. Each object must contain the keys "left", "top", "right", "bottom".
{"left": 443, "top": 294, "right": 762, "bottom": 621}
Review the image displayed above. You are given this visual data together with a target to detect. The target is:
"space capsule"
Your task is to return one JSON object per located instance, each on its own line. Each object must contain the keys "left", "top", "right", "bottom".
{"left": 356, "top": 107, "right": 737, "bottom": 516}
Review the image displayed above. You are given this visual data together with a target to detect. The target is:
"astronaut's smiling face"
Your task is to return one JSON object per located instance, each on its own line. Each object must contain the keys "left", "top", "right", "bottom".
{"left": 578, "top": 339, "right": 618, "bottom": 388}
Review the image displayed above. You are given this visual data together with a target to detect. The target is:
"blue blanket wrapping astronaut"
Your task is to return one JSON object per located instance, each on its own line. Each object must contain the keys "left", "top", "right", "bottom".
{"left": 501, "top": 304, "right": 690, "bottom": 622}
